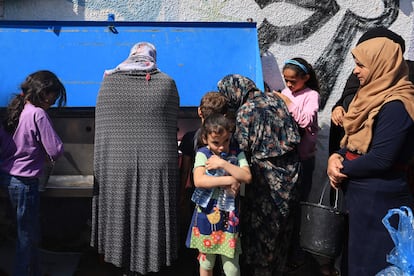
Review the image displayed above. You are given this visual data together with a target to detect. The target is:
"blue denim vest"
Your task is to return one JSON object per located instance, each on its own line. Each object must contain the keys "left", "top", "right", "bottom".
{"left": 191, "top": 146, "right": 240, "bottom": 208}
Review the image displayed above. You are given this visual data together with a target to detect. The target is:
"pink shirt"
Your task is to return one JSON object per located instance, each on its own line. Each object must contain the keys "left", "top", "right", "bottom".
{"left": 281, "top": 87, "right": 319, "bottom": 160}
{"left": 0, "top": 103, "right": 64, "bottom": 178}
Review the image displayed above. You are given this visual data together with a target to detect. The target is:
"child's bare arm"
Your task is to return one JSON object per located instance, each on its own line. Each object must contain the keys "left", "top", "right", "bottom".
{"left": 223, "top": 163, "right": 251, "bottom": 184}
{"left": 206, "top": 155, "right": 252, "bottom": 184}
{"left": 193, "top": 166, "right": 240, "bottom": 189}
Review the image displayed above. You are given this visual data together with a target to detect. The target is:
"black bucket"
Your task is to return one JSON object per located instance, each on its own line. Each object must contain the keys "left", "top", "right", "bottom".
{"left": 299, "top": 183, "right": 346, "bottom": 258}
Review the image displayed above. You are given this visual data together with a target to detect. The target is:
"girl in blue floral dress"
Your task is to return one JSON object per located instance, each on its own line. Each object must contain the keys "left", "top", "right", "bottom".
{"left": 186, "top": 113, "right": 251, "bottom": 276}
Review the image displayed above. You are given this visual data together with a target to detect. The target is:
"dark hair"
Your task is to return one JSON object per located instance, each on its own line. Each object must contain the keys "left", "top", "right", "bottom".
{"left": 283, "top": 57, "right": 320, "bottom": 92}
{"left": 3, "top": 70, "right": 66, "bottom": 133}
{"left": 199, "top": 91, "right": 228, "bottom": 119}
{"left": 357, "top": 27, "right": 405, "bottom": 53}
{"left": 201, "top": 113, "right": 235, "bottom": 143}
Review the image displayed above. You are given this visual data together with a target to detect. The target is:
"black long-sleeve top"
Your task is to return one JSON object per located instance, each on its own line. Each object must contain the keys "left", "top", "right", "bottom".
{"left": 339, "top": 101, "right": 414, "bottom": 180}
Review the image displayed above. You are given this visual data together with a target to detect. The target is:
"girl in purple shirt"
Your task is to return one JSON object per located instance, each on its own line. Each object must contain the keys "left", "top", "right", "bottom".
{"left": 0, "top": 70, "right": 66, "bottom": 276}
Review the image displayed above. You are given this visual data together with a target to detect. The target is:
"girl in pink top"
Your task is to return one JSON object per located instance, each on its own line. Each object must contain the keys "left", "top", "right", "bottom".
{"left": 276, "top": 57, "right": 320, "bottom": 200}
{"left": 275, "top": 57, "right": 320, "bottom": 272}
{"left": 0, "top": 70, "right": 66, "bottom": 276}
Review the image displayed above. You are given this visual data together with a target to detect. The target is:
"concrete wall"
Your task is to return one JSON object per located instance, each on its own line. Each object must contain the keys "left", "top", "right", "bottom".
{"left": 2, "top": 0, "right": 414, "bottom": 196}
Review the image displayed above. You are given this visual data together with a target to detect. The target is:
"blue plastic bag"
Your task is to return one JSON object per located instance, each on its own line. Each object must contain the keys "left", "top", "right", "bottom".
{"left": 376, "top": 206, "right": 414, "bottom": 276}
{"left": 376, "top": 266, "right": 405, "bottom": 276}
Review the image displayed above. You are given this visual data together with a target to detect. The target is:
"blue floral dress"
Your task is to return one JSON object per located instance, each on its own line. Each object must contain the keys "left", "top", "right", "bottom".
{"left": 186, "top": 146, "right": 248, "bottom": 258}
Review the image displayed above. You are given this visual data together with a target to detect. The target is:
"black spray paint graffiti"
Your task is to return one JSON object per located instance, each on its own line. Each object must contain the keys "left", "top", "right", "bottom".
{"left": 256, "top": 0, "right": 399, "bottom": 110}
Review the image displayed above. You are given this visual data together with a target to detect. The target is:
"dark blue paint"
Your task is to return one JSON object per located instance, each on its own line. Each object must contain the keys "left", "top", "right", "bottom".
{"left": 0, "top": 21, "right": 262, "bottom": 107}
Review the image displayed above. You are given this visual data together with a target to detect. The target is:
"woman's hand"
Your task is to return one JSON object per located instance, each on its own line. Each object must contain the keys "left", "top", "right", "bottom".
{"left": 331, "top": 106, "right": 345, "bottom": 127}
{"left": 327, "top": 153, "right": 347, "bottom": 189}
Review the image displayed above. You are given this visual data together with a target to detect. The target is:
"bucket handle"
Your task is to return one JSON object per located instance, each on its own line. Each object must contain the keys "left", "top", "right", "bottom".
{"left": 318, "top": 181, "right": 340, "bottom": 209}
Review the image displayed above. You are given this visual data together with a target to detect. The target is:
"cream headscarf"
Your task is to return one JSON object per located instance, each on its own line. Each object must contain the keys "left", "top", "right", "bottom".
{"left": 104, "top": 42, "right": 158, "bottom": 76}
{"left": 340, "top": 37, "right": 414, "bottom": 153}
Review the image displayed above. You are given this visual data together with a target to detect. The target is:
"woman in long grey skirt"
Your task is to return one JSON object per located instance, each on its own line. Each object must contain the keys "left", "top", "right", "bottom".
{"left": 91, "top": 42, "right": 180, "bottom": 275}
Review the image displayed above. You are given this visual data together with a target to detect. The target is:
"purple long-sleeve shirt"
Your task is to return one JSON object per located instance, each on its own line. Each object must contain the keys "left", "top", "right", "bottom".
{"left": 281, "top": 87, "right": 319, "bottom": 160}
{"left": 0, "top": 103, "right": 63, "bottom": 178}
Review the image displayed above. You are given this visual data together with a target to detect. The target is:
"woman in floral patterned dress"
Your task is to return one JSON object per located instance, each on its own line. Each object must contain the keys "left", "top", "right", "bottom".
{"left": 218, "top": 74, "right": 301, "bottom": 276}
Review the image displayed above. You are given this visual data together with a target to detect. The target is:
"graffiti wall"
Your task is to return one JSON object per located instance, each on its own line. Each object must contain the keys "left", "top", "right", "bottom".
{"left": 2, "top": 0, "right": 413, "bottom": 197}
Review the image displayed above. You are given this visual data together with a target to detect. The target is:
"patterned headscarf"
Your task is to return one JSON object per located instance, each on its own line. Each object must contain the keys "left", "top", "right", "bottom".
{"left": 217, "top": 73, "right": 301, "bottom": 160}
{"left": 341, "top": 37, "right": 414, "bottom": 153}
{"left": 217, "top": 74, "right": 258, "bottom": 111}
{"left": 104, "top": 42, "right": 158, "bottom": 76}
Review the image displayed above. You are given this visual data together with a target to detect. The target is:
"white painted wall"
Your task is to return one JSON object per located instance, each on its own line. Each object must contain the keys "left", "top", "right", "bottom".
{"left": 2, "top": 0, "right": 413, "bottom": 199}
